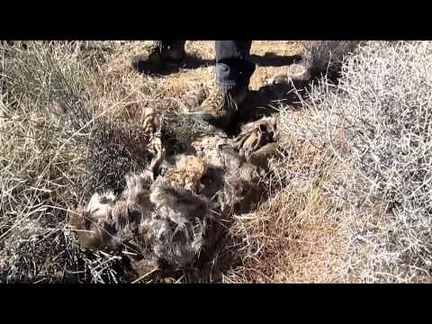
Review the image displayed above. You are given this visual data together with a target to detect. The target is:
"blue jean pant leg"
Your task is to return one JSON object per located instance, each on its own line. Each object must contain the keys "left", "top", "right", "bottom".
{"left": 215, "top": 41, "right": 255, "bottom": 92}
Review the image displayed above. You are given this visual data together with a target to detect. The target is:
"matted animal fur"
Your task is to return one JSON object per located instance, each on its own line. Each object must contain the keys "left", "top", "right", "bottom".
{"left": 69, "top": 111, "right": 279, "bottom": 277}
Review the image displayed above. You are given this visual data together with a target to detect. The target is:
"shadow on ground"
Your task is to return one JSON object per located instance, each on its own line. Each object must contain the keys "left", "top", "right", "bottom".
{"left": 252, "top": 52, "right": 303, "bottom": 67}
{"left": 136, "top": 52, "right": 304, "bottom": 75}
{"left": 182, "top": 52, "right": 303, "bottom": 70}
{"left": 224, "top": 78, "right": 310, "bottom": 136}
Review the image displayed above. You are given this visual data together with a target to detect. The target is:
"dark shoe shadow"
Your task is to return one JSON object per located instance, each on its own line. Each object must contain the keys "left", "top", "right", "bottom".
{"left": 135, "top": 54, "right": 215, "bottom": 76}
{"left": 181, "top": 54, "right": 214, "bottom": 70}
{"left": 136, "top": 52, "right": 304, "bottom": 76}
{"left": 244, "top": 78, "right": 309, "bottom": 119}
{"left": 252, "top": 52, "right": 303, "bottom": 67}
{"left": 182, "top": 52, "right": 303, "bottom": 70}
{"left": 181, "top": 52, "right": 303, "bottom": 70}
{"left": 223, "top": 77, "right": 311, "bottom": 136}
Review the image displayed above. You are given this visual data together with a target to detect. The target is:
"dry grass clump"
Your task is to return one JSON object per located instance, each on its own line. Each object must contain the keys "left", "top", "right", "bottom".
{"left": 0, "top": 41, "right": 155, "bottom": 282}
{"left": 248, "top": 41, "right": 432, "bottom": 283}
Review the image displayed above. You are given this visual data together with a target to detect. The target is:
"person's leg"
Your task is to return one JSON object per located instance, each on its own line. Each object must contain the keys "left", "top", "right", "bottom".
{"left": 130, "top": 40, "right": 186, "bottom": 73}
{"left": 198, "top": 41, "right": 255, "bottom": 128}
{"left": 215, "top": 40, "right": 255, "bottom": 94}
